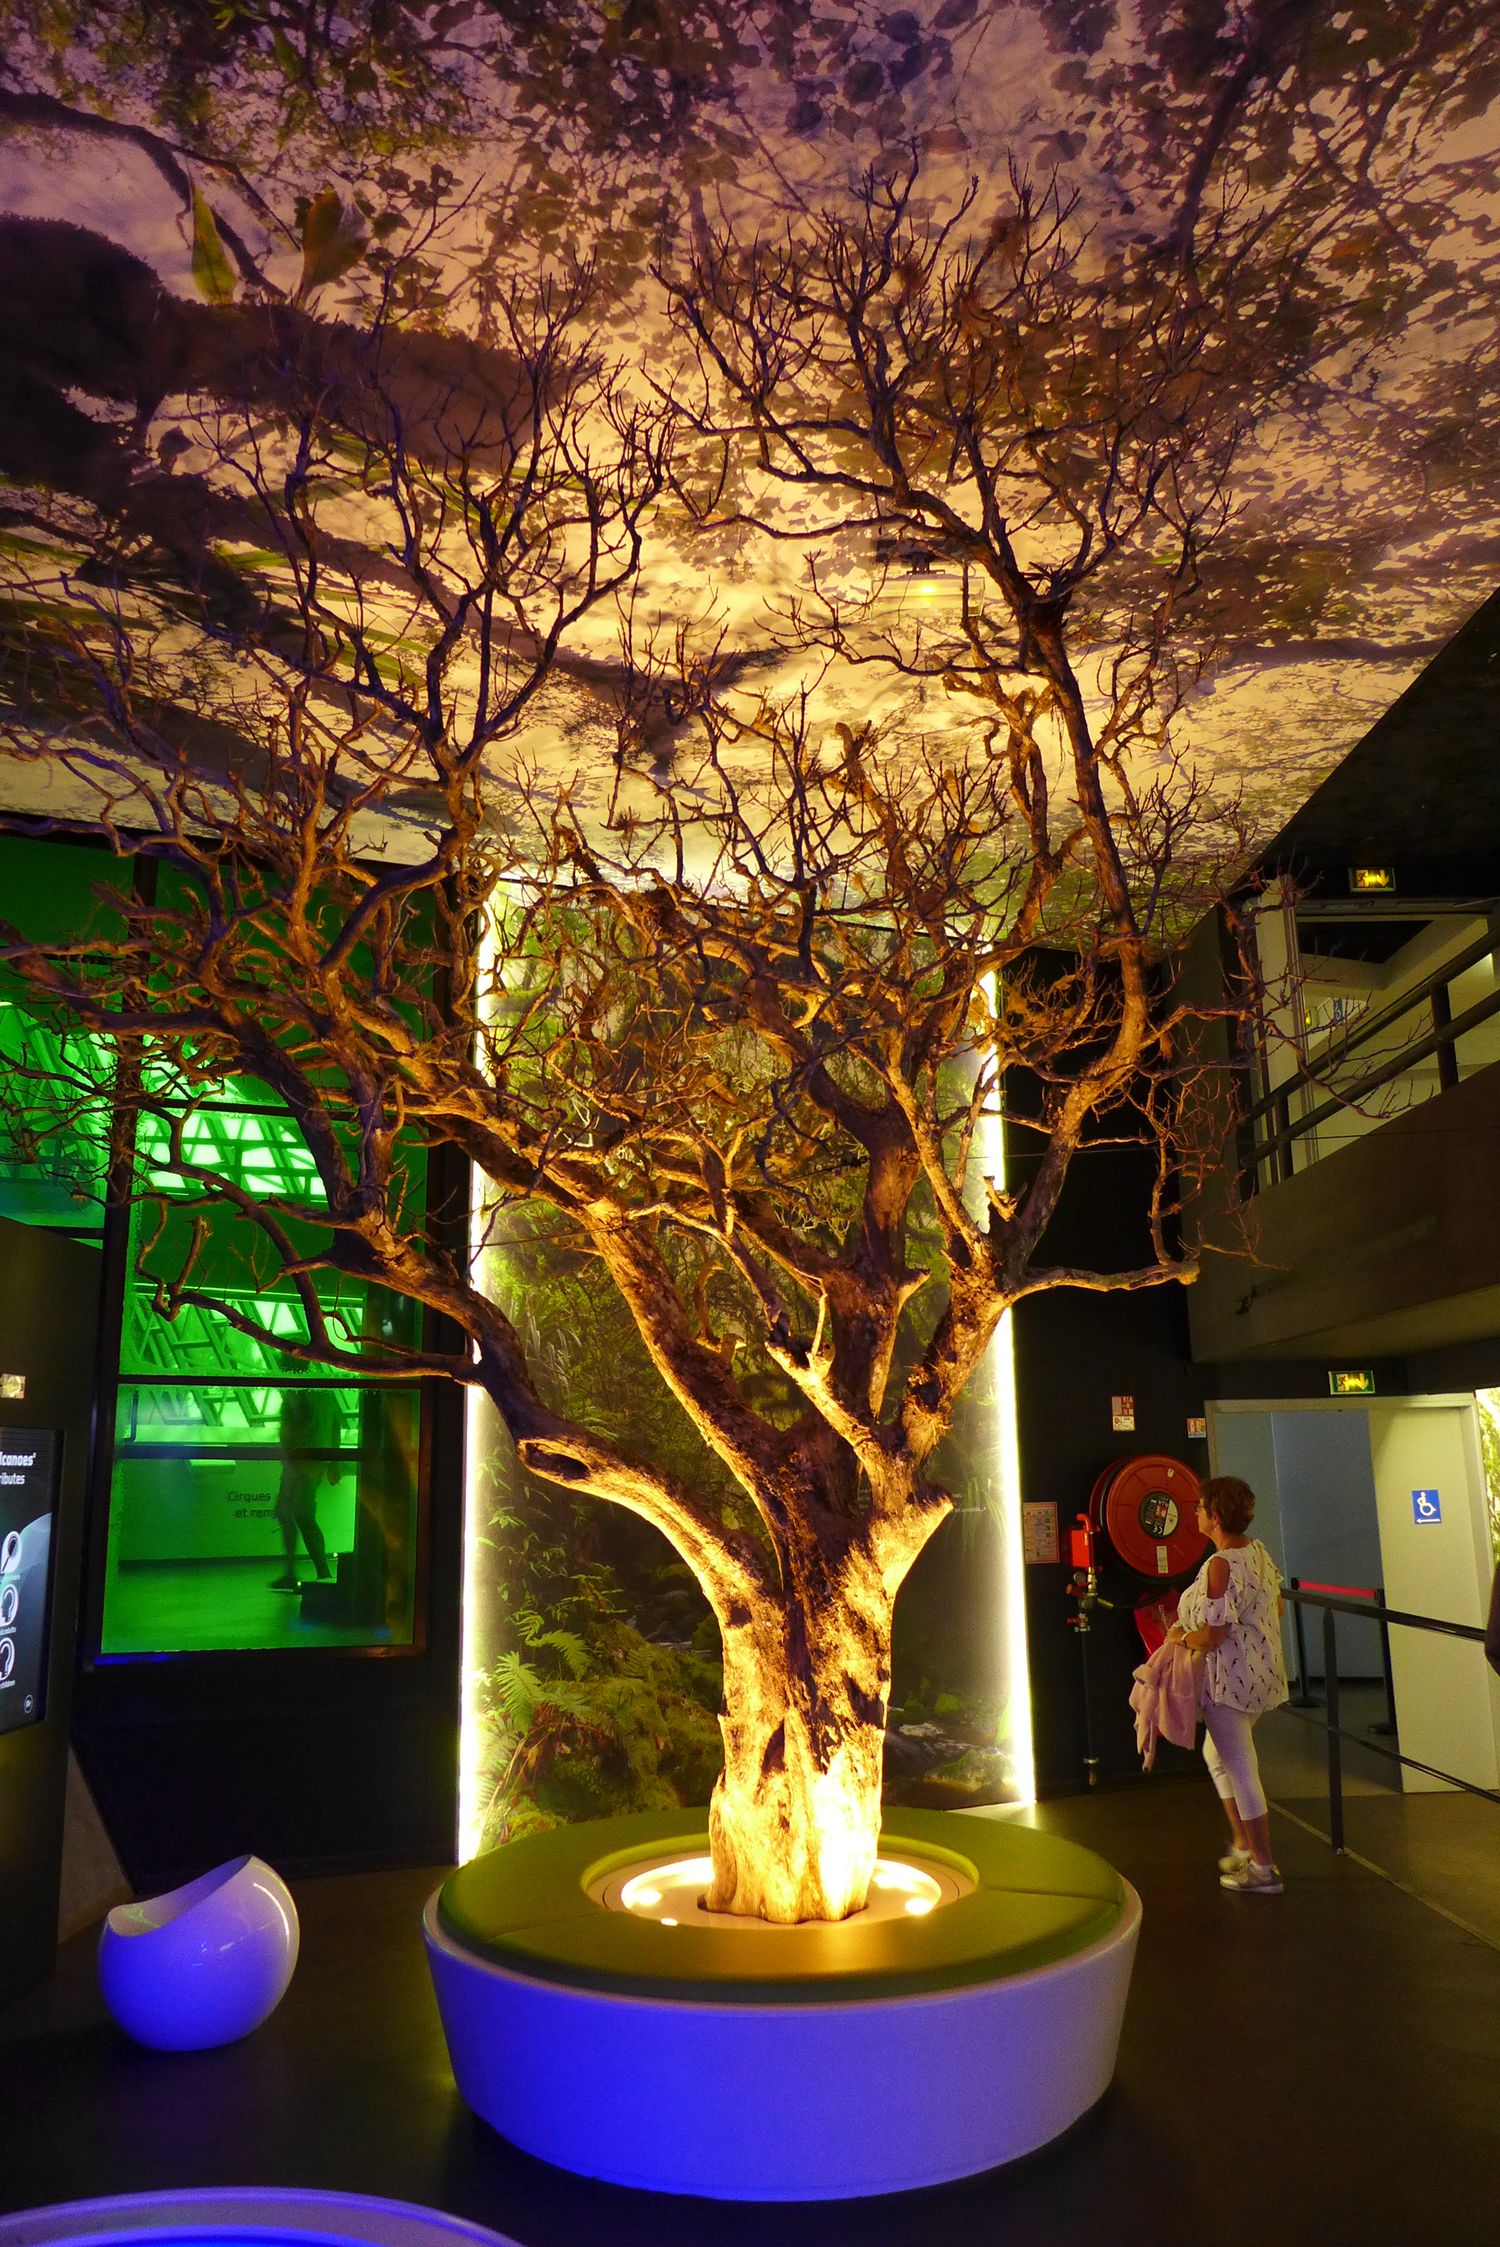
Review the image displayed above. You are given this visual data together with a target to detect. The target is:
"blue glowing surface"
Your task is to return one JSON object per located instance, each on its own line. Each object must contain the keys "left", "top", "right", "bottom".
{"left": 0, "top": 2195, "right": 520, "bottom": 2247}
{"left": 14, "top": 2234, "right": 444, "bottom": 2247}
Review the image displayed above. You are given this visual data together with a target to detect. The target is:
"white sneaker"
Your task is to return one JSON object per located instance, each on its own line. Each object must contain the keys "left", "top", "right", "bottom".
{"left": 1220, "top": 1859, "right": 1283, "bottom": 1895}
{"left": 1217, "top": 1846, "right": 1254, "bottom": 1875}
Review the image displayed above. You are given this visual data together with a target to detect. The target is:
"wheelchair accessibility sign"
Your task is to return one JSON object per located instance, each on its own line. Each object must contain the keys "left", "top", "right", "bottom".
{"left": 1412, "top": 1489, "right": 1442, "bottom": 1525}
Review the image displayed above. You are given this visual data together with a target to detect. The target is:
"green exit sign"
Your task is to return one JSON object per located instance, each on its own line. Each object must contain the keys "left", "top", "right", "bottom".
{"left": 1329, "top": 1368, "right": 1376, "bottom": 1396}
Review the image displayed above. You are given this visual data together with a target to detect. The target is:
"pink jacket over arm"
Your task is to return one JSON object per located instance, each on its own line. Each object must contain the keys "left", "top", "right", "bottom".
{"left": 1129, "top": 1640, "right": 1201, "bottom": 1770}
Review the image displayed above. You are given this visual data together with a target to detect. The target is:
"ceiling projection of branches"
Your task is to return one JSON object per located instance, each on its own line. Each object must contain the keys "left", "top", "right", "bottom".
{"left": 0, "top": 0, "right": 1497, "bottom": 862}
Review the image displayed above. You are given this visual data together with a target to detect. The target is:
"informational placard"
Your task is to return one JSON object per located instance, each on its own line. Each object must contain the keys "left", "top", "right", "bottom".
{"left": 1021, "top": 1501, "right": 1060, "bottom": 1566}
{"left": 1110, "top": 1394, "right": 1135, "bottom": 1433}
{"left": 1411, "top": 1488, "right": 1442, "bottom": 1525}
{"left": 0, "top": 1427, "right": 59, "bottom": 1735}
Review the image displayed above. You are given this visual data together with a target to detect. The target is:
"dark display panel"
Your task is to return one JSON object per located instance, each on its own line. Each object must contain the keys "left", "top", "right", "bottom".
{"left": 0, "top": 1428, "right": 60, "bottom": 1734}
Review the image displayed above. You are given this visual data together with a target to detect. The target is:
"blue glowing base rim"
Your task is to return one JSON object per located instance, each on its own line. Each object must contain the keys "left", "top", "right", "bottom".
{"left": 0, "top": 2191, "right": 520, "bottom": 2247}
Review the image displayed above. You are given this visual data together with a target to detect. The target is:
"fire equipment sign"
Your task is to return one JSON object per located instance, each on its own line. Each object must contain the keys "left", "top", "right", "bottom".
{"left": 1111, "top": 1395, "right": 1135, "bottom": 1433}
{"left": 1021, "top": 1502, "right": 1060, "bottom": 1565}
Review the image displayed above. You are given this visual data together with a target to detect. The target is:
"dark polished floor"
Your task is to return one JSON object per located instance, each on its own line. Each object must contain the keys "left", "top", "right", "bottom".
{"left": 3, "top": 1781, "right": 1496, "bottom": 2247}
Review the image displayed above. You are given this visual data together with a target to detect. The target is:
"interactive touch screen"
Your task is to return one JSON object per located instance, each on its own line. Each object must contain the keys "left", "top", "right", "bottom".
{"left": 0, "top": 1426, "right": 59, "bottom": 1733}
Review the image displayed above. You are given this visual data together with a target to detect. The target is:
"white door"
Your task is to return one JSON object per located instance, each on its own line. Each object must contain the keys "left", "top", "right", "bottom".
{"left": 1368, "top": 1401, "right": 1500, "bottom": 1793}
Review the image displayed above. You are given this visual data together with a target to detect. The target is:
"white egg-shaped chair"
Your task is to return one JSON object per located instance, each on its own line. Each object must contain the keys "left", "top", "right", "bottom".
{"left": 98, "top": 1855, "right": 299, "bottom": 2051}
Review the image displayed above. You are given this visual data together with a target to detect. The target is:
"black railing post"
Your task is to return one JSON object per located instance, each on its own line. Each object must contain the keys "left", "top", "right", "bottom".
{"left": 1431, "top": 982, "right": 1459, "bottom": 1091}
{"left": 1374, "top": 1587, "right": 1398, "bottom": 1738}
{"left": 1289, "top": 1578, "right": 1317, "bottom": 1706}
{"left": 1273, "top": 1087, "right": 1293, "bottom": 1182}
{"left": 1323, "top": 1605, "right": 1345, "bottom": 1854}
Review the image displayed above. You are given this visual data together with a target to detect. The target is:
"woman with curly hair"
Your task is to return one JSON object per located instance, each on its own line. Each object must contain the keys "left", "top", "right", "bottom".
{"left": 1169, "top": 1475, "right": 1289, "bottom": 1895}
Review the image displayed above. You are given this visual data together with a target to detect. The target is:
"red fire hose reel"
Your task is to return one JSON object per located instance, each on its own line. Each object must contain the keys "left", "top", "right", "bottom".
{"left": 1067, "top": 1455, "right": 1213, "bottom": 1765}
{"left": 1074, "top": 1453, "right": 1211, "bottom": 1593}
{"left": 1094, "top": 1453, "right": 1209, "bottom": 1583}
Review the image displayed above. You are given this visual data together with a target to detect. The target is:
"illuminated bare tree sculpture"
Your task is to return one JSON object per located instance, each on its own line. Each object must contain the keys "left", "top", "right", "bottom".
{"left": 0, "top": 191, "right": 1247, "bottom": 1921}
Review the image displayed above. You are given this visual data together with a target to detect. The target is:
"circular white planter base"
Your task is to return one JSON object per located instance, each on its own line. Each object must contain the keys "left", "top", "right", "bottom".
{"left": 425, "top": 1811, "right": 1141, "bottom": 2200}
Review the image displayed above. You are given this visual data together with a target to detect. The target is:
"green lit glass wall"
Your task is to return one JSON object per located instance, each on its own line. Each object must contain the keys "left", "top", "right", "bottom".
{"left": 0, "top": 835, "right": 429, "bottom": 1659}
{"left": 0, "top": 838, "right": 121, "bottom": 1238}
{"left": 105, "top": 1082, "right": 425, "bottom": 1655}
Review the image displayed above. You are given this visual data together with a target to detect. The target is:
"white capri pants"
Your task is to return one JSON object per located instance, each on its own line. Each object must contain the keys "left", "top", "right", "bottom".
{"left": 1201, "top": 1699, "right": 1268, "bottom": 1821}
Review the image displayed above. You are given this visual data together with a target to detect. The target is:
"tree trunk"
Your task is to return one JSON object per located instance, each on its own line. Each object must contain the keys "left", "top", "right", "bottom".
{"left": 706, "top": 1542, "right": 896, "bottom": 1923}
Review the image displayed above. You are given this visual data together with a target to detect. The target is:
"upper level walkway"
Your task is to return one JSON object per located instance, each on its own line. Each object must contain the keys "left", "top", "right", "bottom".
{"left": 1, "top": 1775, "right": 1494, "bottom": 2247}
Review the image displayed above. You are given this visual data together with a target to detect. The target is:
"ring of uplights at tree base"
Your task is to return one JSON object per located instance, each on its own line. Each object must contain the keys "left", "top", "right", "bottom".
{"left": 424, "top": 1807, "right": 1141, "bottom": 2200}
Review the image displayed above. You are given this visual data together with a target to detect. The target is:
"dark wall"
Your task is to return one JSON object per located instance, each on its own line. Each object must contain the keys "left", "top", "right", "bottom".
{"left": 1016, "top": 1278, "right": 1209, "bottom": 1794}
{"left": 1405, "top": 1334, "right": 1500, "bottom": 1394}
{"left": 1009, "top": 1131, "right": 1210, "bottom": 1795}
{"left": 1200, "top": 1356, "right": 1411, "bottom": 1402}
{"left": 1202, "top": 1336, "right": 1500, "bottom": 1408}
{"left": 0, "top": 1218, "right": 99, "bottom": 2002}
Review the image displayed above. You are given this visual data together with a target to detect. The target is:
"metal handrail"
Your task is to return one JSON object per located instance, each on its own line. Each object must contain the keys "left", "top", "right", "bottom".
{"left": 1285, "top": 1585, "right": 1486, "bottom": 1642}
{"left": 1247, "top": 985, "right": 1500, "bottom": 1168}
{"left": 1279, "top": 1585, "right": 1499, "bottom": 1853}
{"left": 1285, "top": 1578, "right": 1397, "bottom": 1735}
{"left": 1241, "top": 919, "right": 1500, "bottom": 1132}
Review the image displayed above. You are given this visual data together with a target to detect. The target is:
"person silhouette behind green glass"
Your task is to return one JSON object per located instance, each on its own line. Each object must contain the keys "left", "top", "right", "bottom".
{"left": 271, "top": 1386, "right": 339, "bottom": 1590}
